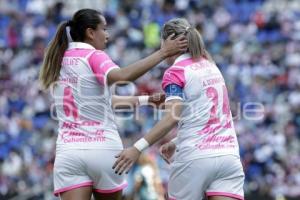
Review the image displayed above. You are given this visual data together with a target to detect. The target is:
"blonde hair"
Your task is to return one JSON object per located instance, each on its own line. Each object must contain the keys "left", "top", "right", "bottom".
{"left": 162, "top": 18, "right": 212, "bottom": 61}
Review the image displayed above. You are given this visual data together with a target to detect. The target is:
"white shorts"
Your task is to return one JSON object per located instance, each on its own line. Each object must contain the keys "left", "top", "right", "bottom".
{"left": 168, "top": 155, "right": 244, "bottom": 200}
{"left": 53, "top": 149, "right": 127, "bottom": 196}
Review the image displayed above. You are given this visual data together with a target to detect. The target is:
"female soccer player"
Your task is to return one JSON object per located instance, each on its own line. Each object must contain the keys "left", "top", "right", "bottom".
{"left": 113, "top": 18, "right": 245, "bottom": 200}
{"left": 39, "top": 9, "right": 187, "bottom": 200}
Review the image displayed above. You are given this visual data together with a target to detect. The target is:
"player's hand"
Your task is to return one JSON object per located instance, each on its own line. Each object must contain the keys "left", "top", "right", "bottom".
{"left": 160, "top": 33, "right": 187, "bottom": 58}
{"left": 113, "top": 147, "right": 141, "bottom": 175}
{"left": 159, "top": 141, "right": 176, "bottom": 164}
{"left": 149, "top": 93, "right": 165, "bottom": 108}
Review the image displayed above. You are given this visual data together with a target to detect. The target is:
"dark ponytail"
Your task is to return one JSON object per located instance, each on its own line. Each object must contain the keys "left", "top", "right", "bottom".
{"left": 39, "top": 9, "right": 103, "bottom": 90}
{"left": 162, "top": 18, "right": 213, "bottom": 61}
{"left": 39, "top": 22, "right": 68, "bottom": 89}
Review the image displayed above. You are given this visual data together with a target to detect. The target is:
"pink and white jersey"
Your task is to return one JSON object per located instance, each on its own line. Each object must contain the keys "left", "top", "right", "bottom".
{"left": 53, "top": 42, "right": 123, "bottom": 151}
{"left": 162, "top": 54, "right": 240, "bottom": 162}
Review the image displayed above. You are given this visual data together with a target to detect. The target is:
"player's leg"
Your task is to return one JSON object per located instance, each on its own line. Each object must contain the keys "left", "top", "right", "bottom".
{"left": 59, "top": 186, "right": 93, "bottom": 200}
{"left": 86, "top": 149, "right": 127, "bottom": 200}
{"left": 208, "top": 196, "right": 240, "bottom": 200}
{"left": 53, "top": 150, "right": 94, "bottom": 200}
{"left": 206, "top": 155, "right": 245, "bottom": 200}
{"left": 168, "top": 158, "right": 214, "bottom": 200}
{"left": 93, "top": 190, "right": 122, "bottom": 200}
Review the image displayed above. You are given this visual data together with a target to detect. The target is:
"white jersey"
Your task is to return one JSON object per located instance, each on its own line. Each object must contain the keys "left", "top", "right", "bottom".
{"left": 53, "top": 42, "right": 123, "bottom": 151}
{"left": 162, "top": 54, "right": 240, "bottom": 162}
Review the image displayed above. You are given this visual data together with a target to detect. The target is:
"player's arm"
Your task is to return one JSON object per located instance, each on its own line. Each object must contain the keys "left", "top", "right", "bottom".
{"left": 107, "top": 34, "right": 187, "bottom": 85}
{"left": 112, "top": 84, "right": 183, "bottom": 174}
{"left": 143, "top": 99, "right": 182, "bottom": 144}
{"left": 111, "top": 95, "right": 139, "bottom": 109}
{"left": 159, "top": 136, "right": 177, "bottom": 164}
{"left": 111, "top": 93, "right": 165, "bottom": 109}
{"left": 112, "top": 99, "right": 182, "bottom": 174}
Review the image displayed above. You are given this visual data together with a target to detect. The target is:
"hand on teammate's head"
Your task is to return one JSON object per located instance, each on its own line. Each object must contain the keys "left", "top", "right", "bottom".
{"left": 160, "top": 33, "right": 188, "bottom": 58}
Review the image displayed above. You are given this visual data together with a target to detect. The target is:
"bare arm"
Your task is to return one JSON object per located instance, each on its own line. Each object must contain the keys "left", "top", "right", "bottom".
{"left": 107, "top": 34, "right": 187, "bottom": 85}
{"left": 111, "top": 93, "right": 166, "bottom": 109}
{"left": 113, "top": 99, "right": 183, "bottom": 174}
{"left": 143, "top": 99, "right": 182, "bottom": 145}
{"left": 111, "top": 95, "right": 139, "bottom": 109}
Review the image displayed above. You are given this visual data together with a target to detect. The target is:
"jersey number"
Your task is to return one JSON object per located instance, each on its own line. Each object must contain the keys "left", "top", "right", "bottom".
{"left": 63, "top": 86, "right": 78, "bottom": 120}
{"left": 199, "top": 85, "right": 231, "bottom": 134}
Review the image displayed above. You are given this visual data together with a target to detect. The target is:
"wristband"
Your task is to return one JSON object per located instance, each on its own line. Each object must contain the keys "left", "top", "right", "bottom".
{"left": 134, "top": 138, "right": 149, "bottom": 152}
{"left": 138, "top": 96, "right": 149, "bottom": 105}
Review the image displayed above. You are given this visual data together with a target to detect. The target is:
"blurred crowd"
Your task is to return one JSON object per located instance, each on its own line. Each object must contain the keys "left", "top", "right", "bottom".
{"left": 0, "top": 0, "right": 300, "bottom": 200}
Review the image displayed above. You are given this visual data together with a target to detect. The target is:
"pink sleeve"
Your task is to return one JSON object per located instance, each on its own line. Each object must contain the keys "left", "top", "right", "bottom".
{"left": 162, "top": 66, "right": 185, "bottom": 90}
{"left": 88, "top": 50, "right": 119, "bottom": 85}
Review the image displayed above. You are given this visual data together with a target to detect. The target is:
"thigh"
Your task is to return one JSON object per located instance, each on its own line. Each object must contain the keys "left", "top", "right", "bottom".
{"left": 209, "top": 196, "right": 240, "bottom": 200}
{"left": 60, "top": 186, "right": 92, "bottom": 200}
{"left": 54, "top": 150, "right": 93, "bottom": 197}
{"left": 206, "top": 155, "right": 244, "bottom": 200}
{"left": 168, "top": 159, "right": 215, "bottom": 200}
{"left": 93, "top": 190, "right": 122, "bottom": 200}
{"left": 84, "top": 149, "right": 127, "bottom": 194}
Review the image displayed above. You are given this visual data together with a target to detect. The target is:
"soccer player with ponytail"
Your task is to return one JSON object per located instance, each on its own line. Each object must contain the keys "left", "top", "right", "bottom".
{"left": 113, "top": 18, "right": 245, "bottom": 200}
{"left": 40, "top": 9, "right": 187, "bottom": 200}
